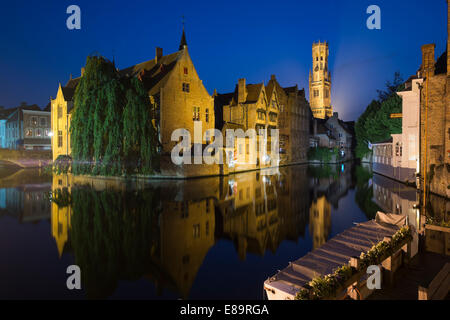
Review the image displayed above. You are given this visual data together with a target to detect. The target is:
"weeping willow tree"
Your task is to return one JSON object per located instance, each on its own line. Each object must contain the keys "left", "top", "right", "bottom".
{"left": 70, "top": 55, "right": 159, "bottom": 175}
{"left": 69, "top": 186, "right": 161, "bottom": 299}
{"left": 123, "top": 78, "right": 159, "bottom": 174}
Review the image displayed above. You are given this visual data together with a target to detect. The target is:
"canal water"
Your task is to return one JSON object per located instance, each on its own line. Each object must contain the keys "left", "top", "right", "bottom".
{"left": 0, "top": 164, "right": 447, "bottom": 299}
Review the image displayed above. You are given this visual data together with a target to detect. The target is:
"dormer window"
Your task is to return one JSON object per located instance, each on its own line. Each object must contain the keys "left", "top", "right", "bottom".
{"left": 184, "top": 67, "right": 188, "bottom": 75}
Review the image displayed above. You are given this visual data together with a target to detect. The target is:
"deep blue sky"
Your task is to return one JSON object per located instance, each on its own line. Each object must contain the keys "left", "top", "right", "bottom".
{"left": 0, "top": 0, "right": 447, "bottom": 121}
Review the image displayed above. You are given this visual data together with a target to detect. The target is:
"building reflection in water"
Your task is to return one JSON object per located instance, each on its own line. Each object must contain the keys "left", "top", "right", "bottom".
{"left": 309, "top": 195, "right": 331, "bottom": 249}
{"left": 1, "top": 163, "right": 433, "bottom": 299}
{"left": 0, "top": 168, "right": 51, "bottom": 223}
{"left": 372, "top": 173, "right": 421, "bottom": 257}
{"left": 48, "top": 165, "right": 358, "bottom": 299}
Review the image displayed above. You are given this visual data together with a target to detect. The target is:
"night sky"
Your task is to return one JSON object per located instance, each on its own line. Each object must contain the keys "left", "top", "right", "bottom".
{"left": 0, "top": 0, "right": 447, "bottom": 121}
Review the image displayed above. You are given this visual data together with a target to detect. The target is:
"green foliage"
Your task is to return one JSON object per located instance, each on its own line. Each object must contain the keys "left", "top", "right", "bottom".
{"left": 123, "top": 78, "right": 159, "bottom": 174}
{"left": 295, "top": 226, "right": 412, "bottom": 300}
{"left": 51, "top": 188, "right": 72, "bottom": 207}
{"left": 354, "top": 166, "right": 382, "bottom": 220}
{"left": 70, "top": 55, "right": 159, "bottom": 176}
{"left": 308, "top": 147, "right": 339, "bottom": 163}
{"left": 295, "top": 264, "right": 354, "bottom": 300}
{"left": 307, "top": 165, "right": 339, "bottom": 179}
{"left": 355, "top": 72, "right": 405, "bottom": 159}
{"left": 358, "top": 226, "right": 412, "bottom": 271}
{"left": 426, "top": 216, "right": 450, "bottom": 228}
{"left": 53, "top": 155, "right": 72, "bottom": 174}
{"left": 68, "top": 186, "right": 161, "bottom": 298}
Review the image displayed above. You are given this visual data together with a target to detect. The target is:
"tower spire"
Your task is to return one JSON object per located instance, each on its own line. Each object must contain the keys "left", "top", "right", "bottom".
{"left": 179, "top": 15, "right": 187, "bottom": 50}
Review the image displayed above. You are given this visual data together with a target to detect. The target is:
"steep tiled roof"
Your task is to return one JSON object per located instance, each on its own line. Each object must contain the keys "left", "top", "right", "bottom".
{"left": 0, "top": 107, "right": 18, "bottom": 119}
{"left": 215, "top": 92, "right": 234, "bottom": 107}
{"left": 400, "top": 74, "right": 419, "bottom": 92}
{"left": 60, "top": 50, "right": 182, "bottom": 102}
{"left": 245, "top": 83, "right": 263, "bottom": 103}
{"left": 61, "top": 86, "right": 76, "bottom": 101}
{"left": 283, "top": 86, "right": 298, "bottom": 95}
{"left": 434, "top": 50, "right": 447, "bottom": 75}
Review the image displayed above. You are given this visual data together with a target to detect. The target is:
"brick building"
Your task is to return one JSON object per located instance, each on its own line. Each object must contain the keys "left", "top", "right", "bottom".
{"left": 418, "top": 0, "right": 450, "bottom": 198}
{"left": 267, "top": 76, "right": 310, "bottom": 164}
{"left": 309, "top": 41, "right": 333, "bottom": 119}
{"left": 52, "top": 29, "right": 215, "bottom": 172}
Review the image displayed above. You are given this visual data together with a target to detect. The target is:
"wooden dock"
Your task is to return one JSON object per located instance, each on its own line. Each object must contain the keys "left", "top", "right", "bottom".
{"left": 264, "top": 219, "right": 400, "bottom": 300}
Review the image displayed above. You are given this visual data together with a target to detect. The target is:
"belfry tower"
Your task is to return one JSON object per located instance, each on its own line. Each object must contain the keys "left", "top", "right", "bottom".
{"left": 309, "top": 41, "right": 332, "bottom": 119}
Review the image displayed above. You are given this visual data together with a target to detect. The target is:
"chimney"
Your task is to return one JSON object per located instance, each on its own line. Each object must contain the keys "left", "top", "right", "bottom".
{"left": 155, "top": 47, "right": 163, "bottom": 64}
{"left": 238, "top": 78, "right": 247, "bottom": 104}
{"left": 81, "top": 67, "right": 85, "bottom": 77}
{"left": 421, "top": 44, "right": 435, "bottom": 75}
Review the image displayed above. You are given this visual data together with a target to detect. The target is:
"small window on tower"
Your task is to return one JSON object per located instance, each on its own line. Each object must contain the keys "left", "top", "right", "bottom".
{"left": 321, "top": 56, "right": 323, "bottom": 61}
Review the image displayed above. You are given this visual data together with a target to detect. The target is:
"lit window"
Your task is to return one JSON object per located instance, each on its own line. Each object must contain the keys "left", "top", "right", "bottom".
{"left": 193, "top": 224, "right": 200, "bottom": 238}
{"left": 26, "top": 129, "right": 32, "bottom": 137}
{"left": 30, "top": 117, "right": 37, "bottom": 126}
{"left": 193, "top": 107, "right": 200, "bottom": 121}
{"left": 58, "top": 131, "right": 63, "bottom": 147}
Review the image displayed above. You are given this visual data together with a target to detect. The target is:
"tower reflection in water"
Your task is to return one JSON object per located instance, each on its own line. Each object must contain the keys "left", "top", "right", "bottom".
{"left": 48, "top": 165, "right": 356, "bottom": 299}
{"left": 2, "top": 163, "right": 434, "bottom": 299}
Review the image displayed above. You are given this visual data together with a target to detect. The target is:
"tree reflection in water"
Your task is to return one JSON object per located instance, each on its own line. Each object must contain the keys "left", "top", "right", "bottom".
{"left": 69, "top": 187, "right": 162, "bottom": 299}
{"left": 0, "top": 163, "right": 439, "bottom": 299}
